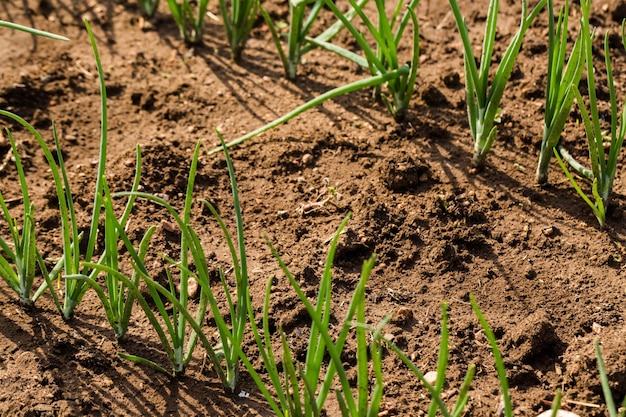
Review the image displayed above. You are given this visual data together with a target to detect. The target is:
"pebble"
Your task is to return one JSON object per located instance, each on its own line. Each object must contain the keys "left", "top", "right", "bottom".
{"left": 423, "top": 371, "right": 437, "bottom": 386}
{"left": 188, "top": 278, "right": 199, "bottom": 298}
{"left": 383, "top": 333, "right": 395, "bottom": 343}
{"left": 391, "top": 307, "right": 413, "bottom": 325}
{"left": 176, "top": 277, "right": 199, "bottom": 298}
{"left": 161, "top": 219, "right": 178, "bottom": 233}
{"left": 592, "top": 322, "right": 602, "bottom": 334}
{"left": 536, "top": 411, "right": 580, "bottom": 417}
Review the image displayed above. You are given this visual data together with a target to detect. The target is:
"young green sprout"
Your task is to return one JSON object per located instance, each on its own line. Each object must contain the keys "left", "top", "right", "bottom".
{"left": 260, "top": 0, "right": 367, "bottom": 79}
{"left": 595, "top": 339, "right": 626, "bottom": 417}
{"left": 65, "top": 146, "right": 147, "bottom": 340}
{"left": 0, "top": 131, "right": 40, "bottom": 307}
{"left": 116, "top": 139, "right": 251, "bottom": 391}
{"left": 113, "top": 143, "right": 222, "bottom": 380}
{"left": 197, "top": 132, "right": 250, "bottom": 392}
{"left": 448, "top": 0, "right": 547, "bottom": 169}
{"left": 536, "top": 0, "right": 585, "bottom": 184}
{"left": 243, "top": 214, "right": 393, "bottom": 416}
{"left": 166, "top": 0, "right": 209, "bottom": 44}
{"left": 555, "top": 1, "right": 626, "bottom": 227}
{"left": 470, "top": 293, "right": 513, "bottom": 417}
{"left": 219, "top": 0, "right": 258, "bottom": 61}
{"left": 320, "top": 0, "right": 420, "bottom": 121}
{"left": 0, "top": 18, "right": 69, "bottom": 307}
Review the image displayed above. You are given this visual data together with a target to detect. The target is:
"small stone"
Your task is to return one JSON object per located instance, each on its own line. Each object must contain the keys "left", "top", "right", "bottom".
{"left": 302, "top": 153, "right": 314, "bottom": 166}
{"left": 423, "top": 371, "right": 437, "bottom": 386}
{"left": 542, "top": 226, "right": 554, "bottom": 237}
{"left": 176, "top": 277, "right": 199, "bottom": 297}
{"left": 391, "top": 307, "right": 413, "bottom": 325}
{"left": 592, "top": 322, "right": 602, "bottom": 334}
{"left": 161, "top": 220, "right": 178, "bottom": 233}
{"left": 187, "top": 278, "right": 199, "bottom": 298}
{"left": 383, "top": 333, "right": 395, "bottom": 343}
{"left": 537, "top": 411, "right": 580, "bottom": 417}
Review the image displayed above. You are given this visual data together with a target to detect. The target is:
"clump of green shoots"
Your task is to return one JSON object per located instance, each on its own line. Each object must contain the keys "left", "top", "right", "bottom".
{"left": 219, "top": 0, "right": 258, "bottom": 61}
{"left": 555, "top": 1, "right": 626, "bottom": 227}
{"left": 166, "top": 0, "right": 209, "bottom": 44}
{"left": 65, "top": 146, "right": 149, "bottom": 340}
{"left": 0, "top": 132, "right": 46, "bottom": 307}
{"left": 115, "top": 138, "right": 251, "bottom": 392}
{"left": 448, "top": 0, "right": 547, "bottom": 169}
{"left": 1, "top": 20, "right": 140, "bottom": 319}
{"left": 376, "top": 303, "right": 476, "bottom": 416}
{"left": 320, "top": 0, "right": 420, "bottom": 121}
{"left": 196, "top": 132, "right": 251, "bottom": 392}
{"left": 260, "top": 0, "right": 367, "bottom": 79}
{"left": 242, "top": 215, "right": 392, "bottom": 415}
{"left": 243, "top": 216, "right": 477, "bottom": 416}
{"left": 0, "top": 18, "right": 69, "bottom": 308}
{"left": 536, "top": 0, "right": 585, "bottom": 184}
{"left": 111, "top": 142, "right": 220, "bottom": 378}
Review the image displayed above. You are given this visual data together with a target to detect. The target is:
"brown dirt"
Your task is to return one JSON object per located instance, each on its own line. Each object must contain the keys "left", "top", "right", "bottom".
{"left": 1, "top": 0, "right": 626, "bottom": 416}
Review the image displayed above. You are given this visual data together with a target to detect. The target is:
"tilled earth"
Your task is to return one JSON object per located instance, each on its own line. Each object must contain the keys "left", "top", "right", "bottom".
{"left": 1, "top": 0, "right": 626, "bottom": 415}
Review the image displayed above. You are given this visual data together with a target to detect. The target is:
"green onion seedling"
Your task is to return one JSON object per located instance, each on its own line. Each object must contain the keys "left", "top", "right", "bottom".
{"left": 0, "top": 132, "right": 40, "bottom": 307}
{"left": 242, "top": 214, "right": 387, "bottom": 416}
{"left": 0, "top": 20, "right": 137, "bottom": 318}
{"left": 377, "top": 303, "right": 475, "bottom": 417}
{"left": 61, "top": 19, "right": 129, "bottom": 319}
{"left": 260, "top": 0, "right": 367, "bottom": 79}
{"left": 346, "top": 255, "right": 384, "bottom": 417}
{"left": 116, "top": 140, "right": 250, "bottom": 390}
{"left": 166, "top": 0, "right": 209, "bottom": 44}
{"left": 115, "top": 142, "right": 211, "bottom": 376}
{"left": 0, "top": 113, "right": 74, "bottom": 315}
{"left": 0, "top": 18, "right": 68, "bottom": 307}
{"left": 536, "top": 0, "right": 585, "bottom": 184}
{"left": 65, "top": 146, "right": 147, "bottom": 340}
{"left": 470, "top": 294, "right": 512, "bottom": 417}
{"left": 595, "top": 339, "right": 626, "bottom": 417}
{"left": 448, "top": 0, "right": 547, "bottom": 169}
{"left": 555, "top": 2, "right": 626, "bottom": 227}
{"left": 196, "top": 132, "right": 251, "bottom": 392}
{"left": 219, "top": 0, "right": 258, "bottom": 61}
{"left": 320, "top": 0, "right": 420, "bottom": 121}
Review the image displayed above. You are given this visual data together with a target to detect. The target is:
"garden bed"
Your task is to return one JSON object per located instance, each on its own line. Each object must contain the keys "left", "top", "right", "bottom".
{"left": 1, "top": 0, "right": 626, "bottom": 415}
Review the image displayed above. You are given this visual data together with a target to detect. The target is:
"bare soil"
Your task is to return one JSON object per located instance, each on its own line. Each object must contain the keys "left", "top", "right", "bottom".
{"left": 1, "top": 0, "right": 626, "bottom": 415}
